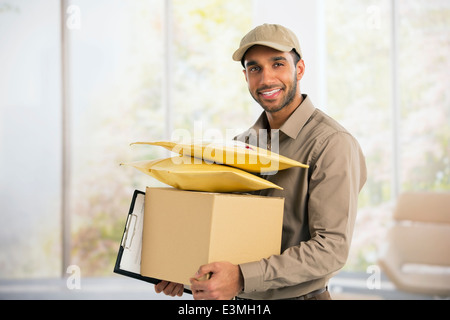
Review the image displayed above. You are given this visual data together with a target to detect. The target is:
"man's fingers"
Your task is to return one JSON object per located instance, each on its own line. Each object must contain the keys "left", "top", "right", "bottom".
{"left": 164, "top": 282, "right": 183, "bottom": 296}
{"left": 175, "top": 284, "right": 185, "bottom": 297}
{"left": 155, "top": 281, "right": 184, "bottom": 297}
{"left": 154, "top": 280, "right": 169, "bottom": 293}
{"left": 190, "top": 262, "right": 243, "bottom": 300}
{"left": 194, "top": 263, "right": 217, "bottom": 281}
{"left": 189, "top": 278, "right": 208, "bottom": 300}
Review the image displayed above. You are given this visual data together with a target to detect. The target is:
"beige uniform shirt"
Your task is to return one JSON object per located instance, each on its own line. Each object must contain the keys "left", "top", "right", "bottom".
{"left": 235, "top": 95, "right": 367, "bottom": 300}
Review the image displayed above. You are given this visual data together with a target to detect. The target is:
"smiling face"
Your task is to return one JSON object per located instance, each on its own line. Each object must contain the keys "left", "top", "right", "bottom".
{"left": 243, "top": 45, "right": 304, "bottom": 116}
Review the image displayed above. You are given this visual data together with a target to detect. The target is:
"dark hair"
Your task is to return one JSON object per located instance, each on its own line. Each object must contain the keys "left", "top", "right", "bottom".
{"left": 241, "top": 49, "right": 301, "bottom": 68}
{"left": 291, "top": 49, "right": 301, "bottom": 65}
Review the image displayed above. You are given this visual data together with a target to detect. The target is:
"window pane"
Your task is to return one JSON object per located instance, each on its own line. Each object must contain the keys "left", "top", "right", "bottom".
{"left": 68, "top": 0, "right": 166, "bottom": 276}
{"left": 0, "top": 0, "right": 62, "bottom": 278}
{"left": 398, "top": 0, "right": 450, "bottom": 191}
{"left": 68, "top": 0, "right": 255, "bottom": 276}
{"left": 326, "top": 0, "right": 392, "bottom": 206}
{"left": 172, "top": 0, "right": 254, "bottom": 140}
{"left": 325, "top": 0, "right": 393, "bottom": 270}
{"left": 325, "top": 0, "right": 450, "bottom": 272}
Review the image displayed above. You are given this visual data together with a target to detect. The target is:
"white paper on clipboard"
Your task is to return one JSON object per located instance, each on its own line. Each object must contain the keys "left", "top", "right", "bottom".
{"left": 119, "top": 192, "right": 145, "bottom": 274}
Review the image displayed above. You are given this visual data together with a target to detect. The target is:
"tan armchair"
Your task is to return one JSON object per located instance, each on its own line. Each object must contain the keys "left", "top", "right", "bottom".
{"left": 377, "top": 192, "right": 450, "bottom": 297}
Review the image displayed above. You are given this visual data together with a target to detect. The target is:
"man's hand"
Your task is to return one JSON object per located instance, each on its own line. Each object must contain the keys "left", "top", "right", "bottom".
{"left": 154, "top": 280, "right": 184, "bottom": 297}
{"left": 189, "top": 262, "right": 244, "bottom": 300}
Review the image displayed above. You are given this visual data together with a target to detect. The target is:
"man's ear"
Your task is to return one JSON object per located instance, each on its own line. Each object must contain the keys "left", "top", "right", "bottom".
{"left": 296, "top": 60, "right": 306, "bottom": 81}
{"left": 243, "top": 69, "right": 249, "bottom": 83}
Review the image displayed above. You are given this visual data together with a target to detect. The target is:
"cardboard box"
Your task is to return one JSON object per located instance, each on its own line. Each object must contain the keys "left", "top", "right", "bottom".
{"left": 140, "top": 187, "right": 284, "bottom": 286}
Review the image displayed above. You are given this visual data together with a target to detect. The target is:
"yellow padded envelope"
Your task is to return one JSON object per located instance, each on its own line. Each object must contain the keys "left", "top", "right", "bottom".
{"left": 121, "top": 155, "right": 283, "bottom": 193}
{"left": 131, "top": 140, "right": 309, "bottom": 173}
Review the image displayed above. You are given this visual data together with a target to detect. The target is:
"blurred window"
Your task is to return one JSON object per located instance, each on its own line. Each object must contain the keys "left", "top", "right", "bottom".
{"left": 67, "top": 0, "right": 253, "bottom": 276}
{"left": 0, "top": 0, "right": 448, "bottom": 280}
{"left": 0, "top": 0, "right": 62, "bottom": 278}
{"left": 325, "top": 0, "right": 450, "bottom": 270}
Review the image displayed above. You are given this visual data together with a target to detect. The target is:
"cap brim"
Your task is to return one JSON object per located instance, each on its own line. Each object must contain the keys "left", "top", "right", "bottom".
{"left": 232, "top": 41, "right": 294, "bottom": 62}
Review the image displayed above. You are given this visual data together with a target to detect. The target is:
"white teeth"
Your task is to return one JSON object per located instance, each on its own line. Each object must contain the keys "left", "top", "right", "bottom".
{"left": 262, "top": 89, "right": 280, "bottom": 96}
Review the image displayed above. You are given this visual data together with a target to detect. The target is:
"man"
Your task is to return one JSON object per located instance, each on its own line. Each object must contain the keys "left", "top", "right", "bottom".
{"left": 155, "top": 23, "right": 367, "bottom": 300}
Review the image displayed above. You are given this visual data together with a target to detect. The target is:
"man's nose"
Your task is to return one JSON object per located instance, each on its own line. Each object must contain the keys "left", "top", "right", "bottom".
{"left": 259, "top": 68, "right": 277, "bottom": 86}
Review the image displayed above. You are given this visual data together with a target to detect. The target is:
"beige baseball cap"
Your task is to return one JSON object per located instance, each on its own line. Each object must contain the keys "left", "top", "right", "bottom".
{"left": 232, "top": 23, "right": 302, "bottom": 62}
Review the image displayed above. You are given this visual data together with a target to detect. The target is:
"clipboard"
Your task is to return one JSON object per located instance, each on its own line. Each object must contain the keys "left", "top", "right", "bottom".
{"left": 113, "top": 189, "right": 192, "bottom": 294}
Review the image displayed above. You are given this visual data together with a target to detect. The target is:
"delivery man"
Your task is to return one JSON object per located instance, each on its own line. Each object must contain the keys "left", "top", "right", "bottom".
{"left": 155, "top": 23, "right": 367, "bottom": 300}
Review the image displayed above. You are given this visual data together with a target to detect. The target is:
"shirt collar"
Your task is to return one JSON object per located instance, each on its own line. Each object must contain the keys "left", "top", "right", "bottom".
{"left": 251, "top": 94, "right": 316, "bottom": 139}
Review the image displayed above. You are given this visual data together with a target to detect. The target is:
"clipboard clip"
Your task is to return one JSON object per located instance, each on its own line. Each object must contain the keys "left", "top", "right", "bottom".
{"left": 122, "top": 213, "right": 138, "bottom": 249}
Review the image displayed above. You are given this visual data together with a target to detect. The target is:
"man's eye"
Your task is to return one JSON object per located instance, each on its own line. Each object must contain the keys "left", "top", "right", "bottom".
{"left": 274, "top": 63, "right": 284, "bottom": 68}
{"left": 250, "top": 66, "right": 260, "bottom": 72}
